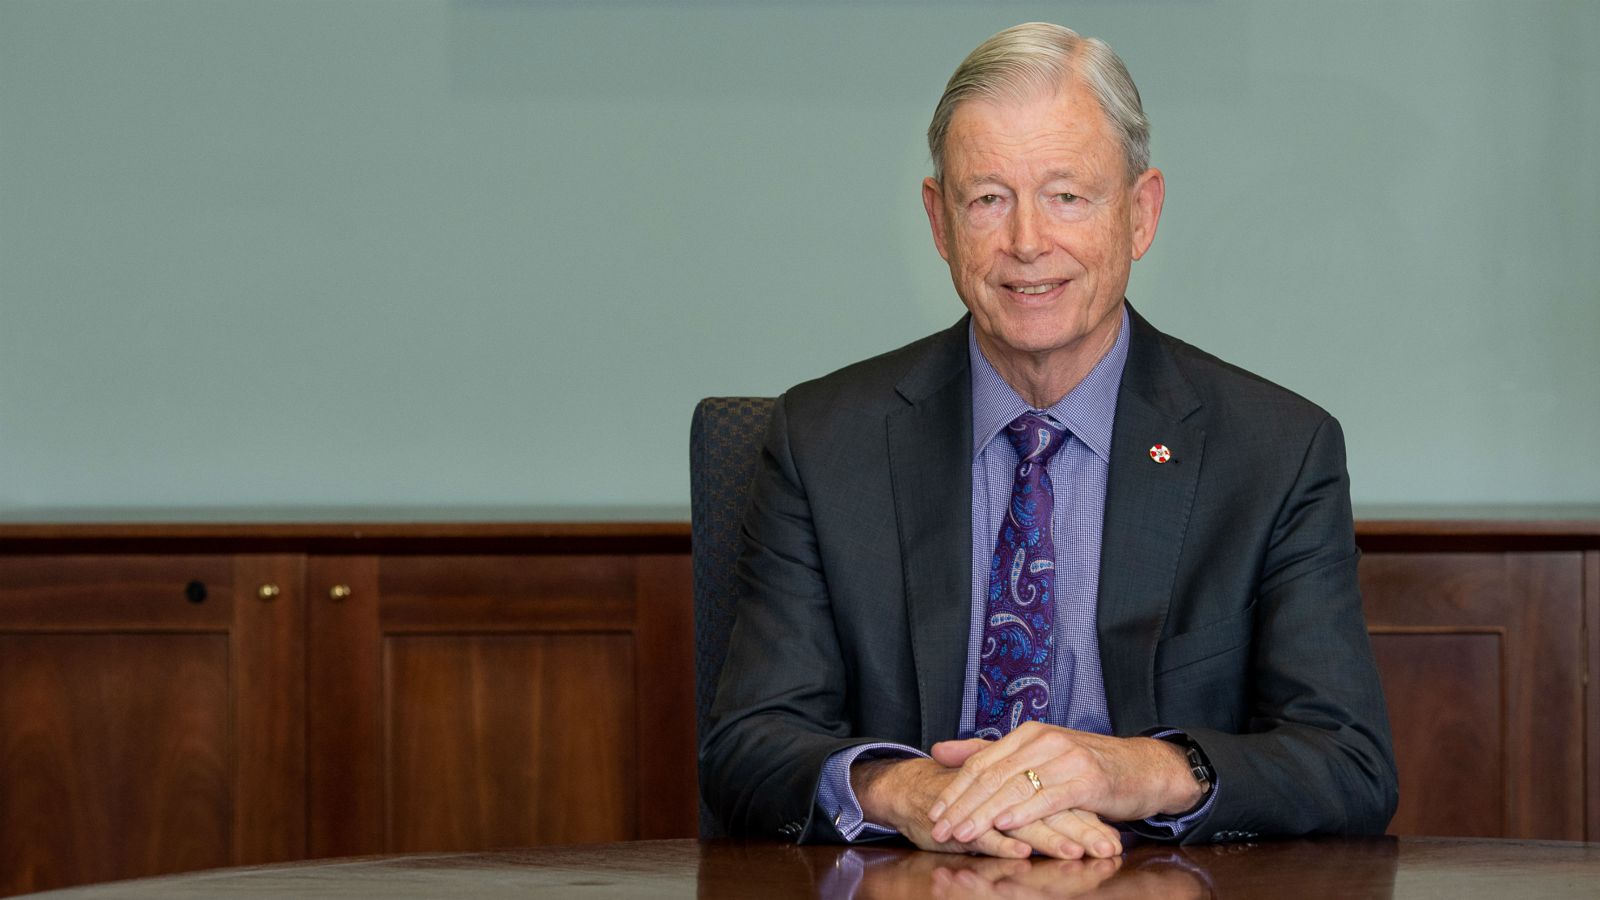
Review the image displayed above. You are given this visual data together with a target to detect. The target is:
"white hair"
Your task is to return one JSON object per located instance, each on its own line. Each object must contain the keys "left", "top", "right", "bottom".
{"left": 927, "top": 22, "right": 1151, "bottom": 182}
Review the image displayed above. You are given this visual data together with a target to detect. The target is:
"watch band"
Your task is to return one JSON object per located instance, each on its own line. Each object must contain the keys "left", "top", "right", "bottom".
{"left": 1184, "top": 743, "right": 1215, "bottom": 793}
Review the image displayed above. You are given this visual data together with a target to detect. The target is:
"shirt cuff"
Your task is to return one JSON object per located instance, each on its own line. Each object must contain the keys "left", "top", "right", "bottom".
{"left": 1137, "top": 729, "right": 1218, "bottom": 839}
{"left": 815, "top": 742, "right": 929, "bottom": 841}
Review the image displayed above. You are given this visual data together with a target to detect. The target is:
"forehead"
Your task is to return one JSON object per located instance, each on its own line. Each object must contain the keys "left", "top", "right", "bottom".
{"left": 943, "top": 80, "right": 1124, "bottom": 184}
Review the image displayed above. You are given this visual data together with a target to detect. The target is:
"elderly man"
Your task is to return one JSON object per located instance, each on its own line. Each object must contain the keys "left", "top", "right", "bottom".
{"left": 700, "top": 22, "right": 1397, "bottom": 858}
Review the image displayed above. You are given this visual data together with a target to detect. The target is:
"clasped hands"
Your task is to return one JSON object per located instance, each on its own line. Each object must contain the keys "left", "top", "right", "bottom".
{"left": 852, "top": 722, "right": 1201, "bottom": 860}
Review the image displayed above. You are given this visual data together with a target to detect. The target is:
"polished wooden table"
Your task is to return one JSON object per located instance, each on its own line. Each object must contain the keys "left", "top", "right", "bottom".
{"left": 23, "top": 837, "right": 1600, "bottom": 899}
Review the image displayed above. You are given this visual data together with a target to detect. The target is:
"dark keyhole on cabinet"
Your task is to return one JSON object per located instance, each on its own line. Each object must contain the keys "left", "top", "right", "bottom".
{"left": 185, "top": 581, "right": 207, "bottom": 604}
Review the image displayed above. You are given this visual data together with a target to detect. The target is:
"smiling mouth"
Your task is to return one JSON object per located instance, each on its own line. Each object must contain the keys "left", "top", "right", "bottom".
{"left": 1005, "top": 281, "right": 1065, "bottom": 296}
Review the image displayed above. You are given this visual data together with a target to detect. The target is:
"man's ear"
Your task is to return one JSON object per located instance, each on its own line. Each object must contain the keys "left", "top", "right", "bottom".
{"left": 922, "top": 176, "right": 952, "bottom": 262}
{"left": 1128, "top": 167, "right": 1165, "bottom": 261}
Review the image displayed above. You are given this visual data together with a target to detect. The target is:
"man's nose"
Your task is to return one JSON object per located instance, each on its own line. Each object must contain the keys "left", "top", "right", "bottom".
{"left": 1007, "top": 199, "right": 1045, "bottom": 262}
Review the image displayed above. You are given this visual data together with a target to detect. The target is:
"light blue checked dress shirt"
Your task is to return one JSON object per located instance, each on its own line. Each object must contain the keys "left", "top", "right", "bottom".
{"left": 815, "top": 305, "right": 1215, "bottom": 841}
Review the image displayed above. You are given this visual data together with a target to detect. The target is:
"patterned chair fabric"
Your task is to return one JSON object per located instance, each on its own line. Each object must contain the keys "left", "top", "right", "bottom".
{"left": 689, "top": 396, "right": 775, "bottom": 839}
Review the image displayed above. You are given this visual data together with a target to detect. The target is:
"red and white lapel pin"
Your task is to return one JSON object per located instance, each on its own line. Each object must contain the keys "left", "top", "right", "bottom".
{"left": 1148, "top": 444, "right": 1172, "bottom": 464}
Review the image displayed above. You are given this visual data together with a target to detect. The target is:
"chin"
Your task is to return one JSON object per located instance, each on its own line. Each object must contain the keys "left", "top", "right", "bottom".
{"left": 999, "top": 322, "right": 1081, "bottom": 353}
{"left": 991, "top": 335, "right": 1073, "bottom": 360}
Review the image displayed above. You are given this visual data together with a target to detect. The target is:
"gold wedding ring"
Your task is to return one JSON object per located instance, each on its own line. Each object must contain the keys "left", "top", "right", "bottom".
{"left": 1024, "top": 769, "right": 1044, "bottom": 793}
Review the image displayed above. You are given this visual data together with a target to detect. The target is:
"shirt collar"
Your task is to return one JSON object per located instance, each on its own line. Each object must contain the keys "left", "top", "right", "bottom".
{"left": 969, "top": 304, "right": 1130, "bottom": 464}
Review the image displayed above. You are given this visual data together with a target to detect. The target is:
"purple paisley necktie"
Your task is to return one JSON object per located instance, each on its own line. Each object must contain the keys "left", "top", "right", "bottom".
{"left": 974, "top": 412, "right": 1068, "bottom": 739}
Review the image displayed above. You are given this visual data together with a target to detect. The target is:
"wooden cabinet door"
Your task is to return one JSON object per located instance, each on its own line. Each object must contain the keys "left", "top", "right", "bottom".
{"left": 0, "top": 554, "right": 305, "bottom": 897}
{"left": 1361, "top": 552, "right": 1585, "bottom": 840}
{"left": 305, "top": 553, "right": 694, "bottom": 858}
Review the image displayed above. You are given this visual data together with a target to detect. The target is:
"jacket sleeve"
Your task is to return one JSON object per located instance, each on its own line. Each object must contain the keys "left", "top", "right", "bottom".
{"left": 1173, "top": 415, "right": 1399, "bottom": 842}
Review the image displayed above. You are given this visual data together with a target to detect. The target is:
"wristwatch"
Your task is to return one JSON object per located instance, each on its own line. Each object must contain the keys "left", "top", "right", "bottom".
{"left": 1157, "top": 732, "right": 1214, "bottom": 795}
{"left": 1184, "top": 742, "right": 1215, "bottom": 793}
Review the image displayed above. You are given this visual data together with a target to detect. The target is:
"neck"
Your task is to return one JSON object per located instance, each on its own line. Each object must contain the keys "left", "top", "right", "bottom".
{"left": 978, "top": 310, "right": 1122, "bottom": 409}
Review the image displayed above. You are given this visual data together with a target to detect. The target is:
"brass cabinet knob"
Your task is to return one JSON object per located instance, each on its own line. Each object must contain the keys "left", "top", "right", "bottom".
{"left": 329, "top": 584, "right": 352, "bottom": 601}
{"left": 257, "top": 584, "right": 281, "bottom": 601}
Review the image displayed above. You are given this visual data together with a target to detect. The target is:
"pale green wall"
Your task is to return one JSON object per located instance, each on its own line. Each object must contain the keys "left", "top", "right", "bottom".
{"left": 2, "top": 0, "right": 1596, "bottom": 514}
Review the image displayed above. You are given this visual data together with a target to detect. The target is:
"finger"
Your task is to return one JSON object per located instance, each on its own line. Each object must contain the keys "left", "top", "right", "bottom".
{"left": 1004, "top": 810, "right": 1120, "bottom": 858}
{"left": 950, "top": 766, "right": 1068, "bottom": 842}
{"left": 1002, "top": 818, "right": 1087, "bottom": 861}
{"left": 1048, "top": 808, "right": 1122, "bottom": 859}
{"left": 965, "top": 826, "right": 1034, "bottom": 860}
{"left": 991, "top": 773, "right": 1096, "bottom": 832}
{"left": 930, "top": 730, "right": 1049, "bottom": 836}
{"left": 941, "top": 742, "right": 1075, "bottom": 841}
{"left": 930, "top": 737, "right": 989, "bottom": 768}
{"left": 933, "top": 727, "right": 1039, "bottom": 804}
{"left": 929, "top": 738, "right": 1018, "bottom": 827}
{"left": 907, "top": 821, "right": 1028, "bottom": 859}
{"left": 1003, "top": 809, "right": 1118, "bottom": 861}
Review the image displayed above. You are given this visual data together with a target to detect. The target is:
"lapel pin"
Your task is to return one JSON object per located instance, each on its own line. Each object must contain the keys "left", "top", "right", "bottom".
{"left": 1149, "top": 444, "right": 1172, "bottom": 464}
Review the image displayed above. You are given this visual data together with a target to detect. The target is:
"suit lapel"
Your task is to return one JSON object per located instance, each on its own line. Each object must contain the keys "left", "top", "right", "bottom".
{"left": 886, "top": 320, "right": 973, "bottom": 749}
{"left": 1098, "top": 308, "right": 1205, "bottom": 733}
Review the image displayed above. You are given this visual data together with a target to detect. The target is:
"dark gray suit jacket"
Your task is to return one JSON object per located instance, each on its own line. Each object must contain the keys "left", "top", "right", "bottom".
{"left": 700, "top": 306, "right": 1398, "bottom": 845}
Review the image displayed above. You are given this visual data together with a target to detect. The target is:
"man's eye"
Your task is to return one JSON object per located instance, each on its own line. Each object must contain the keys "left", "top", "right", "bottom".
{"left": 1056, "top": 192, "right": 1080, "bottom": 203}
{"left": 976, "top": 194, "right": 1002, "bottom": 206}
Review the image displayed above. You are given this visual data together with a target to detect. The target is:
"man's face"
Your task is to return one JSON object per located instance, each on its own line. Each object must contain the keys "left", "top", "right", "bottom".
{"left": 923, "top": 79, "right": 1164, "bottom": 374}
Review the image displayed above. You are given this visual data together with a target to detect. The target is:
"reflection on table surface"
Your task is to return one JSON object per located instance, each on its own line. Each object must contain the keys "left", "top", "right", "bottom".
{"left": 719, "top": 836, "right": 1401, "bottom": 899}
{"left": 27, "top": 835, "right": 1600, "bottom": 899}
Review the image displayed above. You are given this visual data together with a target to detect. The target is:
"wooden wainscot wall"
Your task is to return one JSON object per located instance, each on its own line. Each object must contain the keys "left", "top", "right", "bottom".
{"left": 1354, "top": 513, "right": 1599, "bottom": 843}
{"left": 0, "top": 511, "right": 1596, "bottom": 895}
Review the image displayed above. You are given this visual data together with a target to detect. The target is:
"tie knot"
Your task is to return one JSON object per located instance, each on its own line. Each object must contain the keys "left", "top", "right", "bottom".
{"left": 1003, "top": 412, "right": 1068, "bottom": 466}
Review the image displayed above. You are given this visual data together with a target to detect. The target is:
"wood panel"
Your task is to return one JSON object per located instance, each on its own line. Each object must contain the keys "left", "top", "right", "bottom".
{"left": 230, "top": 555, "right": 307, "bottom": 866}
{"left": 0, "top": 553, "right": 305, "bottom": 896}
{"left": 307, "top": 553, "right": 689, "bottom": 856}
{"left": 0, "top": 634, "right": 232, "bottom": 895}
{"left": 378, "top": 555, "right": 635, "bottom": 633}
{"left": 633, "top": 554, "right": 697, "bottom": 839}
{"left": 306, "top": 556, "right": 383, "bottom": 859}
{"left": 0, "top": 555, "right": 231, "bottom": 630}
{"left": 1369, "top": 632, "right": 1503, "bottom": 835}
{"left": 384, "top": 633, "right": 636, "bottom": 850}
{"left": 1361, "top": 552, "right": 1585, "bottom": 840}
